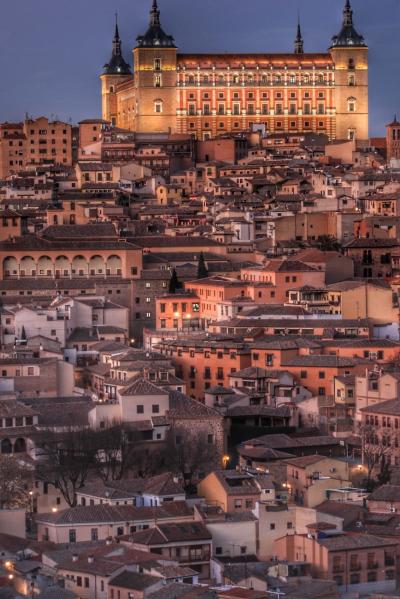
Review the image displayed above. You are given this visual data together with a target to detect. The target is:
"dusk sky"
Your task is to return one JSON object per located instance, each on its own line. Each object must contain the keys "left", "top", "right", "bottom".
{"left": 0, "top": 0, "right": 398, "bottom": 136}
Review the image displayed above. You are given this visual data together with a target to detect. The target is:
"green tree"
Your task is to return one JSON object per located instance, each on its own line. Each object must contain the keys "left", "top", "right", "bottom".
{"left": 197, "top": 252, "right": 209, "bottom": 279}
{"left": 315, "top": 235, "right": 341, "bottom": 252}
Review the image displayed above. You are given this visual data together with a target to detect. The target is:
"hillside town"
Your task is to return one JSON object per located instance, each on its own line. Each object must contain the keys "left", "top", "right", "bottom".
{"left": 3, "top": 1, "right": 400, "bottom": 599}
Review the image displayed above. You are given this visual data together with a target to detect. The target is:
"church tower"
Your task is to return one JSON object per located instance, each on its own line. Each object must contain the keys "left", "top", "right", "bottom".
{"left": 329, "top": 0, "right": 368, "bottom": 140}
{"left": 100, "top": 17, "right": 131, "bottom": 125}
{"left": 133, "top": 0, "right": 178, "bottom": 133}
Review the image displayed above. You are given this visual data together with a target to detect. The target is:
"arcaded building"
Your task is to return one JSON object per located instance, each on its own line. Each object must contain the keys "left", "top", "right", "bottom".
{"left": 101, "top": 0, "right": 368, "bottom": 141}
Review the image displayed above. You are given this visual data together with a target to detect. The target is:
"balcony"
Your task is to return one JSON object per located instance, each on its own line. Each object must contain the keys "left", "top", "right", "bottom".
{"left": 178, "top": 551, "right": 210, "bottom": 563}
{"left": 367, "top": 562, "right": 379, "bottom": 570}
{"left": 349, "top": 563, "right": 362, "bottom": 571}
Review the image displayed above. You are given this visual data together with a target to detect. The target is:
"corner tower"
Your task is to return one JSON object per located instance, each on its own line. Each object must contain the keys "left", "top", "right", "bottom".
{"left": 100, "top": 17, "right": 132, "bottom": 125}
{"left": 329, "top": 0, "right": 368, "bottom": 140}
{"left": 133, "top": 0, "right": 178, "bottom": 133}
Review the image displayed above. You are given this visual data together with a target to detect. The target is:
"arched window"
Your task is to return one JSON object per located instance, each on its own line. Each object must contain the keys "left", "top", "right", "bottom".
{"left": 109, "top": 85, "right": 114, "bottom": 93}
{"left": 154, "top": 100, "right": 163, "bottom": 114}
{"left": 347, "top": 97, "right": 356, "bottom": 113}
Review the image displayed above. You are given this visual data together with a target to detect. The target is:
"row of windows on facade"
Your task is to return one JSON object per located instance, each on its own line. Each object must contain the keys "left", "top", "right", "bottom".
{"left": 29, "top": 129, "right": 68, "bottom": 135}
{"left": 159, "top": 302, "right": 199, "bottom": 313}
{"left": 178, "top": 74, "right": 334, "bottom": 85}
{"left": 1, "top": 367, "right": 36, "bottom": 377}
{"left": 185, "top": 91, "right": 327, "bottom": 101}
{"left": 365, "top": 414, "right": 400, "bottom": 427}
{"left": 150, "top": 55, "right": 355, "bottom": 72}
{"left": 82, "top": 172, "right": 112, "bottom": 182}
{"left": 0, "top": 416, "right": 34, "bottom": 427}
{"left": 7, "top": 138, "right": 69, "bottom": 146}
{"left": 0, "top": 288, "right": 122, "bottom": 297}
{"left": 333, "top": 571, "right": 395, "bottom": 586}
{"left": 182, "top": 104, "right": 335, "bottom": 116}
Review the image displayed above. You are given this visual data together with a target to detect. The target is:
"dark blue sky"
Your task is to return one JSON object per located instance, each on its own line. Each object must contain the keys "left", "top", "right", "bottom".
{"left": 0, "top": 0, "right": 398, "bottom": 135}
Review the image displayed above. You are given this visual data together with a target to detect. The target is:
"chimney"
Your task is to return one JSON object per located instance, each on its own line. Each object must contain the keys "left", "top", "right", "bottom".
{"left": 87, "top": 555, "right": 94, "bottom": 564}
{"left": 72, "top": 554, "right": 78, "bottom": 562}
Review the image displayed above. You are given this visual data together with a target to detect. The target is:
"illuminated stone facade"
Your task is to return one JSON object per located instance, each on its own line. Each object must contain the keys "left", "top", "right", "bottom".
{"left": 101, "top": 0, "right": 368, "bottom": 141}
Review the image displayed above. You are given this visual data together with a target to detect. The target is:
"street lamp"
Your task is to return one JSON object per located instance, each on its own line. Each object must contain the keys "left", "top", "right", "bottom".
{"left": 222, "top": 455, "right": 230, "bottom": 469}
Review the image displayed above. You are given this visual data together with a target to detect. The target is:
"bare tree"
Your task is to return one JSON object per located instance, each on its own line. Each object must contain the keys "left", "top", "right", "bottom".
{"left": 160, "top": 426, "right": 217, "bottom": 490}
{"left": 0, "top": 455, "right": 34, "bottom": 509}
{"left": 37, "top": 427, "right": 99, "bottom": 507}
{"left": 359, "top": 422, "right": 394, "bottom": 489}
{"left": 93, "top": 422, "right": 145, "bottom": 482}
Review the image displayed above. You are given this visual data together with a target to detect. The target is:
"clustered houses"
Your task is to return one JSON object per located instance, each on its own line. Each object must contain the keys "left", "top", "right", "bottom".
{"left": 4, "top": 2, "right": 400, "bottom": 598}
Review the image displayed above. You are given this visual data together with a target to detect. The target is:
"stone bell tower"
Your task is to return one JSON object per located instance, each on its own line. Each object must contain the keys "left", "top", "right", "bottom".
{"left": 133, "top": 0, "right": 178, "bottom": 133}
{"left": 329, "top": 0, "right": 369, "bottom": 141}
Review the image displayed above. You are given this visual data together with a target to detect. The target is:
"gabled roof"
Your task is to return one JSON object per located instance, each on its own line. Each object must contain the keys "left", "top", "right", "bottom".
{"left": 119, "top": 376, "right": 168, "bottom": 397}
{"left": 130, "top": 522, "right": 211, "bottom": 545}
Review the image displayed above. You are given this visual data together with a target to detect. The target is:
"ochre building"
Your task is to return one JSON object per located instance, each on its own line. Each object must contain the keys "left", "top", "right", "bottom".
{"left": 100, "top": 0, "right": 368, "bottom": 141}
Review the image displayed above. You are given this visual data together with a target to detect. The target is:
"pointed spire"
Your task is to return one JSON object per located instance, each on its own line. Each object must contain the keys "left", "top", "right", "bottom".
{"left": 294, "top": 15, "right": 304, "bottom": 54}
{"left": 343, "top": 0, "right": 353, "bottom": 27}
{"left": 136, "top": 0, "right": 176, "bottom": 48}
{"left": 114, "top": 12, "right": 120, "bottom": 41}
{"left": 112, "top": 12, "right": 121, "bottom": 56}
{"left": 103, "top": 13, "right": 131, "bottom": 76}
{"left": 330, "top": 0, "right": 366, "bottom": 48}
{"left": 150, "top": 0, "right": 161, "bottom": 27}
